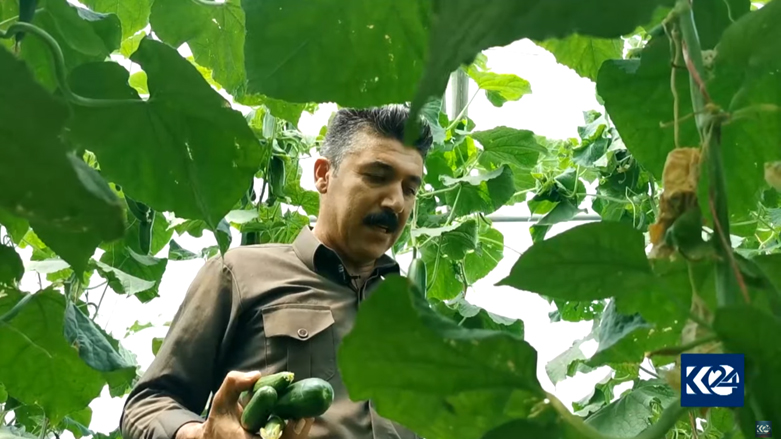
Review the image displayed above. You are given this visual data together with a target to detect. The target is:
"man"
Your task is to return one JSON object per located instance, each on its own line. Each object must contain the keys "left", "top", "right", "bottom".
{"left": 120, "top": 104, "right": 433, "bottom": 439}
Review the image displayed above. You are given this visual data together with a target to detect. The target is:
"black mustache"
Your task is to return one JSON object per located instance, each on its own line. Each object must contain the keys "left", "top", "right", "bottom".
{"left": 363, "top": 209, "right": 399, "bottom": 233}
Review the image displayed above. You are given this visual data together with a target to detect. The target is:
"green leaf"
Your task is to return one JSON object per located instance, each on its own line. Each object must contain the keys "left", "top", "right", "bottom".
{"left": 119, "top": 30, "right": 145, "bottom": 57}
{"left": 587, "top": 300, "right": 681, "bottom": 368}
{"left": 60, "top": 407, "right": 93, "bottom": 438}
{"left": 714, "top": 305, "right": 781, "bottom": 426}
{"left": 215, "top": 218, "right": 232, "bottom": 254}
{"left": 0, "top": 383, "right": 6, "bottom": 404}
{"left": 438, "top": 220, "right": 478, "bottom": 260}
{"left": 93, "top": 260, "right": 156, "bottom": 296}
{"left": 67, "top": 37, "right": 263, "bottom": 234}
{"left": 19, "top": 0, "right": 121, "bottom": 90}
{"left": 420, "top": 97, "right": 447, "bottom": 145}
{"left": 99, "top": 243, "right": 167, "bottom": 303}
{"left": 498, "top": 222, "right": 653, "bottom": 301}
{"left": 466, "top": 66, "right": 531, "bottom": 107}
{"left": 0, "top": 288, "right": 110, "bottom": 424}
{"left": 0, "top": 245, "right": 23, "bottom": 285}
{"left": 0, "top": 47, "right": 125, "bottom": 272}
{"left": 420, "top": 240, "right": 463, "bottom": 301}
{"left": 442, "top": 166, "right": 515, "bottom": 217}
{"left": 128, "top": 70, "right": 147, "bottom": 94}
{"left": 545, "top": 336, "right": 591, "bottom": 384}
{"left": 706, "top": 0, "right": 781, "bottom": 218}
{"left": 150, "top": 0, "right": 248, "bottom": 100}
{"left": 537, "top": 34, "right": 623, "bottom": 81}
{"left": 585, "top": 379, "right": 678, "bottom": 437}
{"left": 529, "top": 200, "right": 584, "bottom": 243}
{"left": 597, "top": 1, "right": 761, "bottom": 221}
{"left": 151, "top": 337, "right": 163, "bottom": 356}
{"left": 167, "top": 239, "right": 199, "bottom": 261}
{"left": 120, "top": 206, "right": 173, "bottom": 257}
{"left": 409, "top": 0, "right": 672, "bottom": 128}
{"left": 241, "top": 210, "right": 310, "bottom": 244}
{"left": 63, "top": 300, "right": 136, "bottom": 376}
{"left": 242, "top": 0, "right": 429, "bottom": 107}
{"left": 464, "top": 227, "right": 504, "bottom": 285}
{"left": 549, "top": 299, "right": 605, "bottom": 323}
{"left": 338, "top": 276, "right": 547, "bottom": 439}
{"left": 81, "top": 0, "right": 152, "bottom": 40}
{"left": 0, "top": 209, "right": 29, "bottom": 244}
{"left": 125, "top": 321, "right": 154, "bottom": 337}
{"left": 473, "top": 127, "right": 546, "bottom": 170}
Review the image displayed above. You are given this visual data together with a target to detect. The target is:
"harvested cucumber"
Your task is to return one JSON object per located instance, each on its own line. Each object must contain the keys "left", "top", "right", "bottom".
{"left": 241, "top": 386, "right": 278, "bottom": 433}
{"left": 240, "top": 371, "right": 295, "bottom": 407}
{"left": 273, "top": 377, "right": 335, "bottom": 419}
{"left": 260, "top": 415, "right": 285, "bottom": 439}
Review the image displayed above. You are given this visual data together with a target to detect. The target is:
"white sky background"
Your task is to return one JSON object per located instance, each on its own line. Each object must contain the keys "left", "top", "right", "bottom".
{"left": 10, "top": 38, "right": 657, "bottom": 434}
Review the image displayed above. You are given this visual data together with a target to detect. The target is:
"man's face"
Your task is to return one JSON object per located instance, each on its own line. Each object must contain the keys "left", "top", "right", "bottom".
{"left": 315, "top": 131, "right": 424, "bottom": 265}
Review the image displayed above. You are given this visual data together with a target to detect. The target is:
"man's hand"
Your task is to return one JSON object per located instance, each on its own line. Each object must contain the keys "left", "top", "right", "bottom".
{"left": 175, "top": 371, "right": 314, "bottom": 439}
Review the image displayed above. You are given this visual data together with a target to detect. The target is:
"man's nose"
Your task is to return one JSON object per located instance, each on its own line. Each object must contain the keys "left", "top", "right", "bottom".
{"left": 381, "top": 184, "right": 404, "bottom": 214}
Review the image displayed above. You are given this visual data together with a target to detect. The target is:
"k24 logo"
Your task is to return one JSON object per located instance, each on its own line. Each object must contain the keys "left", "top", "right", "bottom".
{"left": 681, "top": 353, "right": 744, "bottom": 407}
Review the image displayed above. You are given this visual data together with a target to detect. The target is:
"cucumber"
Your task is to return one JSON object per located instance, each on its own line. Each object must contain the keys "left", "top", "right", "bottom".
{"left": 260, "top": 415, "right": 285, "bottom": 439}
{"left": 407, "top": 258, "right": 427, "bottom": 295}
{"left": 241, "top": 386, "right": 278, "bottom": 433}
{"left": 240, "top": 371, "right": 295, "bottom": 407}
{"left": 272, "top": 377, "right": 334, "bottom": 419}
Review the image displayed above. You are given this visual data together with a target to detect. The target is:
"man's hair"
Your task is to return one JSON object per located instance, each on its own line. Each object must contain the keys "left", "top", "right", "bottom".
{"left": 320, "top": 104, "right": 433, "bottom": 170}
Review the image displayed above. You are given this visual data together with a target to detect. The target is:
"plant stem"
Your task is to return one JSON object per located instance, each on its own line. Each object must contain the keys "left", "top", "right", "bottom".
{"left": 445, "top": 88, "right": 480, "bottom": 132}
{"left": 0, "top": 23, "right": 142, "bottom": 108}
{"left": 649, "top": 334, "right": 719, "bottom": 357}
{"left": 639, "top": 364, "right": 660, "bottom": 379}
{"left": 548, "top": 392, "right": 689, "bottom": 439}
{"left": 676, "top": 0, "right": 743, "bottom": 307}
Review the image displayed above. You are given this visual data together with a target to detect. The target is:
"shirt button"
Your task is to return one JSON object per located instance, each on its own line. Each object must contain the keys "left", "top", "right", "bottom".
{"left": 297, "top": 328, "right": 309, "bottom": 339}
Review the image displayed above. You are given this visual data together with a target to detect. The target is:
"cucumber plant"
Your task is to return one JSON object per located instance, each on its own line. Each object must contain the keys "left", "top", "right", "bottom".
{"left": 0, "top": 0, "right": 779, "bottom": 438}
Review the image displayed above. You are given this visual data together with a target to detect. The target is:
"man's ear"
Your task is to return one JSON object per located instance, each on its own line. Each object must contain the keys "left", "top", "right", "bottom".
{"left": 313, "top": 157, "right": 331, "bottom": 194}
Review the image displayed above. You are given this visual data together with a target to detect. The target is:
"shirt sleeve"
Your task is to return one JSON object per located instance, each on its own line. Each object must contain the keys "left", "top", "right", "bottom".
{"left": 120, "top": 255, "right": 240, "bottom": 439}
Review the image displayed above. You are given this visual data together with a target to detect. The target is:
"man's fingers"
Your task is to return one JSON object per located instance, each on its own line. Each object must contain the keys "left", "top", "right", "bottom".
{"left": 211, "top": 370, "right": 261, "bottom": 415}
{"left": 281, "top": 418, "right": 314, "bottom": 439}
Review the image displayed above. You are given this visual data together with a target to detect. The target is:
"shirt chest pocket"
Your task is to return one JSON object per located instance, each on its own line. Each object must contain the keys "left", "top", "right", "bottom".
{"left": 262, "top": 304, "right": 336, "bottom": 382}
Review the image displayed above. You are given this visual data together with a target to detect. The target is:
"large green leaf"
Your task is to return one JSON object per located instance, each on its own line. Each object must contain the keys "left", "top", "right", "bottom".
{"left": 19, "top": 0, "right": 121, "bottom": 90}
{"left": 498, "top": 221, "right": 653, "bottom": 301}
{"left": 584, "top": 379, "right": 678, "bottom": 437}
{"left": 99, "top": 243, "right": 167, "bottom": 303}
{"left": 537, "top": 34, "right": 623, "bottom": 81}
{"left": 67, "top": 37, "right": 263, "bottom": 233}
{"left": 442, "top": 166, "right": 515, "bottom": 217}
{"left": 242, "top": 0, "right": 430, "bottom": 107}
{"left": 150, "top": 0, "right": 251, "bottom": 101}
{"left": 464, "top": 227, "right": 504, "bottom": 284}
{"left": 587, "top": 300, "right": 681, "bottom": 368}
{"left": 597, "top": 1, "right": 764, "bottom": 221}
{"left": 706, "top": 0, "right": 781, "bottom": 217}
{"left": 714, "top": 305, "right": 781, "bottom": 426}
{"left": 0, "top": 47, "right": 125, "bottom": 273}
{"left": 410, "top": 0, "right": 673, "bottom": 125}
{"left": 0, "top": 288, "right": 109, "bottom": 424}
{"left": 473, "top": 127, "right": 546, "bottom": 170}
{"left": 81, "top": 0, "right": 151, "bottom": 39}
{"left": 0, "top": 245, "right": 24, "bottom": 286}
{"left": 63, "top": 301, "right": 137, "bottom": 390}
{"left": 420, "top": 238, "right": 463, "bottom": 301}
{"left": 0, "top": 209, "right": 29, "bottom": 245}
{"left": 338, "top": 276, "right": 547, "bottom": 439}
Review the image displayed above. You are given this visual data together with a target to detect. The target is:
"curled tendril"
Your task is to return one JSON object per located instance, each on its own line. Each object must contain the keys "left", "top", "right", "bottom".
{"left": 0, "top": 22, "right": 143, "bottom": 108}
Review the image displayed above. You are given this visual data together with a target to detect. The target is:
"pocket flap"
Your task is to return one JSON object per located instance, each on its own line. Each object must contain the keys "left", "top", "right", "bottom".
{"left": 262, "top": 304, "right": 335, "bottom": 340}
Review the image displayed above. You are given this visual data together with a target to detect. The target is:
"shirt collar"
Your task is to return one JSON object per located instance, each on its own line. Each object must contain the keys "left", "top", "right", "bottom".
{"left": 292, "top": 226, "right": 400, "bottom": 283}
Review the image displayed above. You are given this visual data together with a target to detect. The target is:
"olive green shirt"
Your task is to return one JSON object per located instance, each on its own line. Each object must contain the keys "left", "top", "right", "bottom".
{"left": 120, "top": 227, "right": 418, "bottom": 439}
